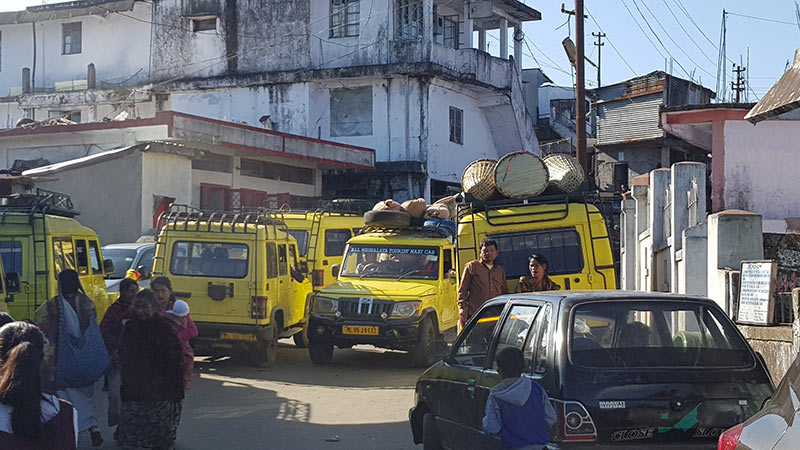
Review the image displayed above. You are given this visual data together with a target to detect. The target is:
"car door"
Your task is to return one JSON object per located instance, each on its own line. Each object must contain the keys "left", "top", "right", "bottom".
{"left": 275, "top": 242, "right": 293, "bottom": 323}
{"left": 0, "top": 239, "right": 28, "bottom": 320}
{"left": 85, "top": 239, "right": 109, "bottom": 316}
{"left": 436, "top": 303, "right": 507, "bottom": 450}
{"left": 439, "top": 247, "right": 458, "bottom": 329}
{"left": 471, "top": 303, "right": 546, "bottom": 449}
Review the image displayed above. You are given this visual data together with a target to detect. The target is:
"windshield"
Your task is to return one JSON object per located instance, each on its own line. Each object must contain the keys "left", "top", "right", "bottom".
{"left": 287, "top": 229, "right": 308, "bottom": 256}
{"left": 570, "top": 301, "right": 754, "bottom": 368}
{"left": 340, "top": 245, "right": 439, "bottom": 280}
{"left": 102, "top": 248, "right": 137, "bottom": 279}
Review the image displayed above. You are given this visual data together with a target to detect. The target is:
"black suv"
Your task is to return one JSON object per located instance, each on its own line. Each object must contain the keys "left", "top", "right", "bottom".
{"left": 409, "top": 292, "right": 774, "bottom": 449}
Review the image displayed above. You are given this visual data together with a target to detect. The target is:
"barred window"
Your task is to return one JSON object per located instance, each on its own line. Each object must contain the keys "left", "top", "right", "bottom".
{"left": 449, "top": 107, "right": 463, "bottom": 145}
{"left": 62, "top": 22, "right": 81, "bottom": 55}
{"left": 395, "top": 0, "right": 423, "bottom": 40}
{"left": 330, "top": 0, "right": 360, "bottom": 38}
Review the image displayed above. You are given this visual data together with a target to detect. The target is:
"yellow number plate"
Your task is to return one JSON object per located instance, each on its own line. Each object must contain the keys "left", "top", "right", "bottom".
{"left": 342, "top": 325, "right": 379, "bottom": 336}
{"left": 220, "top": 332, "right": 257, "bottom": 342}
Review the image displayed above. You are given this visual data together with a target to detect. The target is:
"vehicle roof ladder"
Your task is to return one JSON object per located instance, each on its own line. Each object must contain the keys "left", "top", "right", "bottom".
{"left": 305, "top": 211, "right": 323, "bottom": 273}
{"left": 29, "top": 207, "right": 49, "bottom": 317}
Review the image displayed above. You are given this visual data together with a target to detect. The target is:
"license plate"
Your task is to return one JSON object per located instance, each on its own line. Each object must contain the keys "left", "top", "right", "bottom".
{"left": 220, "top": 332, "right": 257, "bottom": 342}
{"left": 342, "top": 325, "right": 379, "bottom": 336}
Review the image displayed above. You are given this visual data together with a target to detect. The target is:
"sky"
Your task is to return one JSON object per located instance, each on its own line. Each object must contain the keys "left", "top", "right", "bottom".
{"left": 2, "top": 0, "right": 797, "bottom": 101}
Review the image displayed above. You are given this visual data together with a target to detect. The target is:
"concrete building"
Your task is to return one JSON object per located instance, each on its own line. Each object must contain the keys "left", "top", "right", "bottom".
{"left": 0, "top": 0, "right": 543, "bottom": 202}
{"left": 594, "top": 71, "right": 714, "bottom": 191}
{"left": 2, "top": 111, "right": 374, "bottom": 243}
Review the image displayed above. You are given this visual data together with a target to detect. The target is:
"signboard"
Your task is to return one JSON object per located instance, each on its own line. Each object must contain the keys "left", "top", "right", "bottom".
{"left": 737, "top": 260, "right": 777, "bottom": 325}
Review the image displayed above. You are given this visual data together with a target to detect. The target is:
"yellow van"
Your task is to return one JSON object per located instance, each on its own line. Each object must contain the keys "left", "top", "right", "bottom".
{"left": 153, "top": 207, "right": 313, "bottom": 366}
{"left": 457, "top": 193, "right": 616, "bottom": 292}
{"left": 283, "top": 210, "right": 364, "bottom": 290}
{"left": 307, "top": 224, "right": 459, "bottom": 367}
{"left": 0, "top": 190, "right": 113, "bottom": 321}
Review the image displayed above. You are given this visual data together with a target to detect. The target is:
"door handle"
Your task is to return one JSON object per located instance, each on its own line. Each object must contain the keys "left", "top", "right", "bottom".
{"left": 466, "top": 378, "right": 476, "bottom": 400}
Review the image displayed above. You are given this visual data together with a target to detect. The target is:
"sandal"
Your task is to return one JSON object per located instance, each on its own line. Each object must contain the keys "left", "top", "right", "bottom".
{"left": 89, "top": 427, "right": 104, "bottom": 447}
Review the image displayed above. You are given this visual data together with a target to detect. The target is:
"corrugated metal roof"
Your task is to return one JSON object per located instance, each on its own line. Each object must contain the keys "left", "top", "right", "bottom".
{"left": 0, "top": 0, "right": 136, "bottom": 25}
{"left": 745, "top": 49, "right": 800, "bottom": 123}
{"left": 597, "top": 93, "right": 664, "bottom": 145}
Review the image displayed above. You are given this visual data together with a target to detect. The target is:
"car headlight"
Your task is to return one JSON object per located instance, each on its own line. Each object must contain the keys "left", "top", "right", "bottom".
{"left": 312, "top": 296, "right": 338, "bottom": 314}
{"left": 392, "top": 301, "right": 421, "bottom": 318}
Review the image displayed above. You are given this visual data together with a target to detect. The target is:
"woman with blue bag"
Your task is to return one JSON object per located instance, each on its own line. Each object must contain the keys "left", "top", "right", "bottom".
{"left": 39, "top": 269, "right": 111, "bottom": 448}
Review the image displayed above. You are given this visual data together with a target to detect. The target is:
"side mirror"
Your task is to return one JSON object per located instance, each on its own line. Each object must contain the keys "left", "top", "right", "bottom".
{"left": 5, "top": 272, "right": 20, "bottom": 295}
{"left": 103, "top": 259, "right": 115, "bottom": 277}
{"left": 331, "top": 264, "right": 340, "bottom": 278}
{"left": 300, "top": 261, "right": 309, "bottom": 274}
{"left": 428, "top": 341, "right": 449, "bottom": 362}
{"left": 137, "top": 265, "right": 152, "bottom": 280}
{"left": 446, "top": 269, "right": 457, "bottom": 283}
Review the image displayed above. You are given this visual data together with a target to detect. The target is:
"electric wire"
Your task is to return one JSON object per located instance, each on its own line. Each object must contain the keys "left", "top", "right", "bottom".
{"left": 660, "top": 0, "right": 716, "bottom": 66}
{"left": 584, "top": 7, "right": 638, "bottom": 77}
{"left": 628, "top": 0, "right": 693, "bottom": 79}
{"left": 726, "top": 12, "right": 798, "bottom": 27}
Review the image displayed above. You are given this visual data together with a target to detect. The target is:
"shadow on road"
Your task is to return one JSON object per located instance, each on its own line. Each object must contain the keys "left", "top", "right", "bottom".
{"left": 195, "top": 340, "right": 426, "bottom": 389}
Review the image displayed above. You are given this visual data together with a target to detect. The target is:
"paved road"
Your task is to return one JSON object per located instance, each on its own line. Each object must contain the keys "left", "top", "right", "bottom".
{"left": 79, "top": 339, "right": 422, "bottom": 450}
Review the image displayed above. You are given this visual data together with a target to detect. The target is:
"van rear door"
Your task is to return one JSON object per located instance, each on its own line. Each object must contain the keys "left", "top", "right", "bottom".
{"left": 167, "top": 238, "right": 255, "bottom": 323}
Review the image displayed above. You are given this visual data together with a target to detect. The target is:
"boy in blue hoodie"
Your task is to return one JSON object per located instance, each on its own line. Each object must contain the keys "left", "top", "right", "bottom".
{"left": 482, "top": 347, "right": 556, "bottom": 450}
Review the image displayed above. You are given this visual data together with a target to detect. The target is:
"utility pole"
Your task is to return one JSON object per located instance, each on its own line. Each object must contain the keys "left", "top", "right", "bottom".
{"left": 592, "top": 32, "right": 605, "bottom": 88}
{"left": 731, "top": 64, "right": 746, "bottom": 103}
{"left": 561, "top": 2, "right": 589, "bottom": 178}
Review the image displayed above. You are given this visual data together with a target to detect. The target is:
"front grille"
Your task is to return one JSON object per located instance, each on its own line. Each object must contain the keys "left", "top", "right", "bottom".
{"left": 338, "top": 298, "right": 393, "bottom": 318}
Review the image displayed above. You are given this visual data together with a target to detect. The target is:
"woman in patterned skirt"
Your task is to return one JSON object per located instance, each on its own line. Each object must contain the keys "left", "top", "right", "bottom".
{"left": 118, "top": 289, "right": 185, "bottom": 450}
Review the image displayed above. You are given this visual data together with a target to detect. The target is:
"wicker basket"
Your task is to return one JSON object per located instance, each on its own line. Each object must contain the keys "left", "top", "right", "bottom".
{"left": 493, "top": 152, "right": 549, "bottom": 199}
{"left": 461, "top": 159, "right": 499, "bottom": 200}
{"left": 543, "top": 154, "right": 585, "bottom": 193}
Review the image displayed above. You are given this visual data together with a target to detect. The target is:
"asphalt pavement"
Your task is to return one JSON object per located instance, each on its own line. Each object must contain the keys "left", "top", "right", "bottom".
{"left": 78, "top": 339, "right": 423, "bottom": 450}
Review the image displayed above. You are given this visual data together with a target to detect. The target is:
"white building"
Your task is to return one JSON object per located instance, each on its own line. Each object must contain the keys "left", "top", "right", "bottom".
{"left": 0, "top": 0, "right": 541, "bottom": 202}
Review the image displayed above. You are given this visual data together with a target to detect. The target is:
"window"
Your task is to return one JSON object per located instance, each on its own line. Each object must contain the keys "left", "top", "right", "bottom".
{"left": 525, "top": 304, "right": 551, "bottom": 374}
{"left": 0, "top": 242, "right": 22, "bottom": 276}
{"left": 169, "top": 241, "right": 249, "bottom": 278}
{"left": 75, "top": 240, "right": 89, "bottom": 275}
{"left": 340, "top": 245, "right": 439, "bottom": 280}
{"left": 200, "top": 184, "right": 230, "bottom": 210}
{"left": 0, "top": 31, "right": 3, "bottom": 72}
{"left": 277, "top": 244, "right": 288, "bottom": 276}
{"left": 288, "top": 244, "right": 299, "bottom": 268}
{"left": 324, "top": 229, "right": 351, "bottom": 257}
{"left": 495, "top": 305, "right": 540, "bottom": 360}
{"left": 62, "top": 22, "right": 82, "bottom": 55}
{"left": 492, "top": 228, "right": 584, "bottom": 278}
{"left": 192, "top": 152, "right": 232, "bottom": 173}
{"left": 443, "top": 249, "right": 453, "bottom": 274}
{"left": 287, "top": 229, "right": 309, "bottom": 256}
{"left": 330, "top": 86, "right": 372, "bottom": 137}
{"left": 433, "top": 14, "right": 459, "bottom": 49}
{"left": 330, "top": 0, "right": 360, "bottom": 38}
{"left": 240, "top": 159, "right": 314, "bottom": 185}
{"left": 570, "top": 301, "right": 754, "bottom": 368}
{"left": 53, "top": 238, "right": 76, "bottom": 273}
{"left": 192, "top": 17, "right": 217, "bottom": 32}
{"left": 139, "top": 247, "right": 155, "bottom": 271}
{"left": 395, "top": 0, "right": 423, "bottom": 40}
{"left": 49, "top": 110, "right": 81, "bottom": 123}
{"left": 89, "top": 241, "right": 102, "bottom": 273}
{"left": 449, "top": 107, "right": 463, "bottom": 144}
{"left": 266, "top": 243, "right": 278, "bottom": 279}
{"left": 453, "top": 304, "right": 505, "bottom": 366}
{"left": 102, "top": 248, "right": 136, "bottom": 279}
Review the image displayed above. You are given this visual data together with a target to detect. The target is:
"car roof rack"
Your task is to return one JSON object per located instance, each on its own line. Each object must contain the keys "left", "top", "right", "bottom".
{"left": 160, "top": 204, "right": 287, "bottom": 234}
{"left": 359, "top": 224, "right": 453, "bottom": 239}
{"left": 0, "top": 188, "right": 79, "bottom": 219}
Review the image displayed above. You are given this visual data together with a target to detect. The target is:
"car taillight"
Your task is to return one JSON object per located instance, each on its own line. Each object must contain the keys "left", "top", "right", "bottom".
{"left": 312, "top": 269, "right": 324, "bottom": 287}
{"left": 718, "top": 423, "right": 743, "bottom": 450}
{"left": 553, "top": 400, "right": 597, "bottom": 442}
{"left": 250, "top": 296, "right": 267, "bottom": 319}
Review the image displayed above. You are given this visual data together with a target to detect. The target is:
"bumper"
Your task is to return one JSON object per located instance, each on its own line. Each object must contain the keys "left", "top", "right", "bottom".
{"left": 307, "top": 313, "right": 425, "bottom": 350}
{"left": 193, "top": 322, "right": 273, "bottom": 351}
{"left": 549, "top": 444, "right": 716, "bottom": 449}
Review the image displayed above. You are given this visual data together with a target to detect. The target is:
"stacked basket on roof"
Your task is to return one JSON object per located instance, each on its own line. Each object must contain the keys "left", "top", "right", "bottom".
{"left": 461, "top": 151, "right": 585, "bottom": 201}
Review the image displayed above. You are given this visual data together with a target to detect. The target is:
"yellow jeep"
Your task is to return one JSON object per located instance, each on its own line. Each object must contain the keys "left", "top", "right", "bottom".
{"left": 307, "top": 225, "right": 459, "bottom": 366}
{"left": 153, "top": 206, "right": 313, "bottom": 366}
{"left": 457, "top": 193, "right": 617, "bottom": 292}
{"left": 0, "top": 190, "right": 113, "bottom": 321}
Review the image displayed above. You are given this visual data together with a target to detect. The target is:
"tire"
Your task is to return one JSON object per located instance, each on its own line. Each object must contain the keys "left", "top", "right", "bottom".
{"left": 409, "top": 317, "right": 437, "bottom": 368}
{"left": 251, "top": 338, "right": 278, "bottom": 368}
{"left": 423, "top": 412, "right": 443, "bottom": 450}
{"left": 364, "top": 210, "right": 411, "bottom": 228}
{"left": 308, "top": 341, "right": 334, "bottom": 365}
{"left": 293, "top": 324, "right": 309, "bottom": 348}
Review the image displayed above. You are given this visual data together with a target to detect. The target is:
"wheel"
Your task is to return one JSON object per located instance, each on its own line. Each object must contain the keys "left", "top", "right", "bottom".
{"left": 364, "top": 210, "right": 411, "bottom": 228}
{"left": 423, "top": 412, "right": 443, "bottom": 450}
{"left": 293, "top": 324, "right": 309, "bottom": 348}
{"left": 251, "top": 338, "right": 278, "bottom": 368}
{"left": 308, "top": 341, "right": 334, "bottom": 365}
{"left": 409, "top": 317, "right": 437, "bottom": 368}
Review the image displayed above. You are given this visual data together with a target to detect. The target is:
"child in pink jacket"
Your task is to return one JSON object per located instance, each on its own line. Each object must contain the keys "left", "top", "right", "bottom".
{"left": 166, "top": 300, "right": 198, "bottom": 390}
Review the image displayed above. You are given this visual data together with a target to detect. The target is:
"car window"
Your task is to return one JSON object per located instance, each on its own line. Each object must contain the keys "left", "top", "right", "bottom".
{"left": 525, "top": 304, "right": 551, "bottom": 374}
{"left": 491, "top": 228, "right": 584, "bottom": 277}
{"left": 169, "top": 241, "right": 249, "bottom": 278}
{"left": 0, "top": 241, "right": 23, "bottom": 276}
{"left": 443, "top": 249, "right": 453, "bottom": 274}
{"left": 570, "top": 301, "right": 754, "bottom": 368}
{"left": 139, "top": 247, "right": 155, "bottom": 270}
{"left": 89, "top": 241, "right": 102, "bottom": 274}
{"left": 75, "top": 239, "right": 89, "bottom": 275}
{"left": 453, "top": 304, "right": 505, "bottom": 367}
{"left": 53, "top": 237, "right": 76, "bottom": 273}
{"left": 324, "top": 229, "right": 351, "bottom": 257}
{"left": 102, "top": 248, "right": 137, "bottom": 278}
{"left": 278, "top": 244, "right": 288, "bottom": 276}
{"left": 495, "top": 305, "right": 540, "bottom": 361}
{"left": 287, "top": 229, "right": 309, "bottom": 256}
{"left": 266, "top": 243, "right": 278, "bottom": 279}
